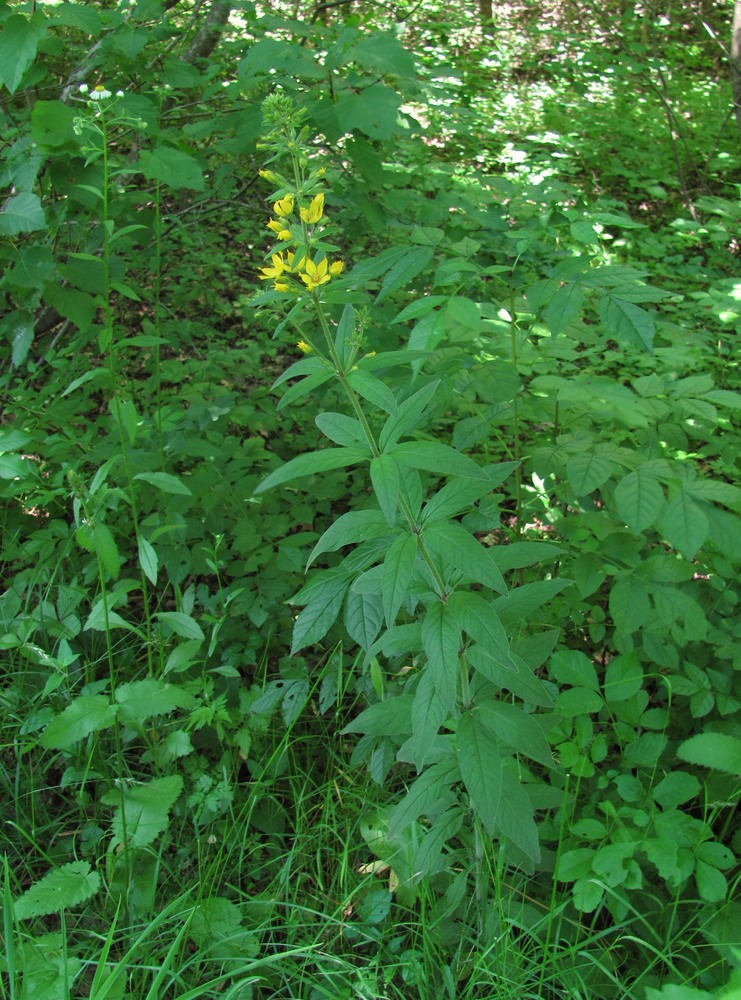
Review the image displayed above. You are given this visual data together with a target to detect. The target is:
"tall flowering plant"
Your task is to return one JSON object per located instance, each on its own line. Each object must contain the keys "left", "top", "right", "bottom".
{"left": 254, "top": 95, "right": 558, "bottom": 892}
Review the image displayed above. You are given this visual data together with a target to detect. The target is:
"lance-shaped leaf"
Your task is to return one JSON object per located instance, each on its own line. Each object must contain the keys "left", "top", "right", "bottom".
{"left": 476, "top": 700, "right": 554, "bottom": 769}
{"left": 255, "top": 447, "right": 368, "bottom": 494}
{"left": 371, "top": 452, "right": 400, "bottom": 525}
{"left": 379, "top": 380, "right": 440, "bottom": 450}
{"left": 456, "top": 711, "right": 502, "bottom": 834}
{"left": 422, "top": 600, "right": 460, "bottom": 710}
{"left": 448, "top": 591, "right": 515, "bottom": 672}
{"left": 497, "top": 769, "right": 541, "bottom": 864}
{"left": 400, "top": 670, "right": 449, "bottom": 771}
{"left": 342, "top": 694, "right": 414, "bottom": 737}
{"left": 389, "top": 441, "right": 488, "bottom": 480}
{"left": 307, "top": 508, "right": 389, "bottom": 569}
{"left": 291, "top": 571, "right": 350, "bottom": 654}
{"left": 423, "top": 522, "right": 507, "bottom": 595}
{"left": 382, "top": 532, "right": 418, "bottom": 626}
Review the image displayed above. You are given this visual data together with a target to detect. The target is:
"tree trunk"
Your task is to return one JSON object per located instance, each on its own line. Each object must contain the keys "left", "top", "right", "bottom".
{"left": 732, "top": 1, "right": 741, "bottom": 143}
{"left": 182, "top": 0, "right": 233, "bottom": 66}
{"left": 478, "top": 0, "right": 494, "bottom": 35}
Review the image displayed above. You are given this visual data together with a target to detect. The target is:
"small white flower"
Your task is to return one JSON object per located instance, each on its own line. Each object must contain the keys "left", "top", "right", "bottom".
{"left": 116, "top": 90, "right": 124, "bottom": 97}
{"left": 90, "top": 85, "right": 112, "bottom": 101}
{"left": 78, "top": 83, "right": 89, "bottom": 94}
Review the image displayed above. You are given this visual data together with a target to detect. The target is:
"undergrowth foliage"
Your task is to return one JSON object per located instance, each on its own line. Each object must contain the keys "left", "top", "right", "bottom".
{"left": 1, "top": 1, "right": 741, "bottom": 998}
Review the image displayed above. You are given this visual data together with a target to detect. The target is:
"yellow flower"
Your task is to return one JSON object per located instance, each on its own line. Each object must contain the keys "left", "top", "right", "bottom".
{"left": 274, "top": 281, "right": 290, "bottom": 292}
{"left": 267, "top": 218, "right": 292, "bottom": 241}
{"left": 273, "top": 194, "right": 294, "bottom": 218}
{"left": 300, "top": 192, "right": 324, "bottom": 224}
{"left": 260, "top": 169, "right": 277, "bottom": 181}
{"left": 329, "top": 260, "right": 344, "bottom": 276}
{"left": 259, "top": 252, "right": 288, "bottom": 281}
{"left": 300, "top": 257, "right": 332, "bottom": 290}
{"left": 297, "top": 340, "right": 312, "bottom": 354}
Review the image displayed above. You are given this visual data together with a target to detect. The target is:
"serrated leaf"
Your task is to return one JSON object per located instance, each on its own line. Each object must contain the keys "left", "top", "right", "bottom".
{"left": 40, "top": 695, "right": 117, "bottom": 750}
{"left": 115, "top": 679, "right": 195, "bottom": 725}
{"left": 382, "top": 532, "right": 417, "bottom": 626}
{"left": 457, "top": 711, "right": 502, "bottom": 834}
{"left": 0, "top": 14, "right": 46, "bottom": 94}
{"left": 566, "top": 451, "right": 615, "bottom": 495}
{"left": 599, "top": 294, "right": 655, "bottom": 352}
{"left": 677, "top": 733, "right": 741, "bottom": 775}
{"left": 614, "top": 467, "right": 665, "bottom": 532}
{"left": 111, "top": 775, "right": 183, "bottom": 849}
{"left": 0, "top": 191, "right": 46, "bottom": 235}
{"left": 659, "top": 492, "right": 708, "bottom": 560}
{"left": 255, "top": 447, "right": 367, "bottom": 493}
{"left": 14, "top": 862, "right": 100, "bottom": 920}
{"left": 139, "top": 146, "right": 204, "bottom": 191}
{"left": 546, "top": 282, "right": 584, "bottom": 335}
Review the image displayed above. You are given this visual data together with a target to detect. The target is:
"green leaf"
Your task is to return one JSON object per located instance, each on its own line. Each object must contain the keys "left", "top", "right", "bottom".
{"left": 277, "top": 371, "right": 334, "bottom": 410}
{"left": 401, "top": 670, "right": 448, "bottom": 770}
{"left": 376, "top": 245, "right": 434, "bottom": 304}
{"left": 382, "top": 532, "right": 417, "bottom": 626}
{"left": 379, "top": 381, "right": 440, "bottom": 451}
{"left": 677, "top": 733, "right": 741, "bottom": 775}
{"left": 40, "top": 695, "right": 117, "bottom": 751}
{"left": 255, "top": 447, "right": 367, "bottom": 493}
{"left": 546, "top": 282, "right": 584, "bottom": 335}
{"left": 139, "top": 146, "right": 204, "bottom": 191}
{"left": 306, "top": 508, "right": 389, "bottom": 568}
{"left": 556, "top": 687, "right": 604, "bottom": 715}
{"left": 346, "top": 369, "right": 397, "bottom": 414}
{"left": 651, "top": 771, "right": 700, "bottom": 809}
{"left": 335, "top": 83, "right": 403, "bottom": 141}
{"left": 14, "top": 862, "right": 100, "bottom": 920}
{"left": 291, "top": 573, "right": 349, "bottom": 654}
{"left": 604, "top": 652, "right": 644, "bottom": 702}
{"left": 422, "top": 466, "right": 517, "bottom": 523}
{"left": 570, "top": 220, "right": 600, "bottom": 245}
{"left": 110, "top": 775, "right": 183, "bottom": 849}
{"left": 342, "top": 32, "right": 416, "bottom": 77}
{"left": 389, "top": 441, "right": 487, "bottom": 480}
{"left": 389, "top": 758, "right": 459, "bottom": 835}
{"left": 371, "top": 452, "right": 400, "bottom": 525}
{"left": 457, "top": 711, "right": 502, "bottom": 834}
{"left": 115, "top": 680, "right": 195, "bottom": 726}
{"left": 492, "top": 579, "right": 572, "bottom": 626}
{"left": 614, "top": 466, "right": 665, "bottom": 532}
{"left": 10, "top": 313, "right": 34, "bottom": 367}
{"left": 138, "top": 536, "right": 158, "bottom": 585}
{"left": 566, "top": 451, "right": 616, "bottom": 495}
{"left": 476, "top": 701, "right": 554, "bottom": 769}
{"left": 599, "top": 294, "right": 655, "bottom": 352}
{"left": 695, "top": 861, "right": 727, "bottom": 903}
{"left": 556, "top": 848, "right": 595, "bottom": 882}
{"left": 423, "top": 521, "right": 507, "bottom": 595}
{"left": 449, "top": 591, "right": 514, "bottom": 672}
{"left": 156, "top": 611, "right": 204, "bottom": 642}
{"left": 550, "top": 649, "right": 599, "bottom": 690}
{"left": 659, "top": 492, "right": 708, "bottom": 560}
{"left": 341, "top": 694, "right": 414, "bottom": 736}
{"left": 422, "top": 600, "right": 460, "bottom": 710}
{"left": 315, "top": 412, "right": 368, "bottom": 448}
{"left": 345, "top": 589, "right": 384, "bottom": 651}
{"left": 497, "top": 769, "right": 540, "bottom": 863}
{"left": 0, "top": 191, "right": 46, "bottom": 235}
{"left": 0, "top": 14, "right": 46, "bottom": 94}
{"left": 134, "top": 471, "right": 192, "bottom": 495}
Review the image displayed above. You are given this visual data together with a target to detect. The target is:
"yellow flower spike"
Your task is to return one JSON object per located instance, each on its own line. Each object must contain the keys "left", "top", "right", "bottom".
{"left": 297, "top": 340, "right": 312, "bottom": 354}
{"left": 273, "top": 193, "right": 294, "bottom": 218}
{"left": 300, "top": 192, "right": 324, "bottom": 225}
{"left": 329, "top": 260, "right": 344, "bottom": 276}
{"left": 300, "top": 257, "right": 331, "bottom": 291}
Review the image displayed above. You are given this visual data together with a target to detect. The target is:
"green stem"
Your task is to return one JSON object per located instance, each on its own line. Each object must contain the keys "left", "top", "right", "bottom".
{"left": 509, "top": 290, "right": 523, "bottom": 537}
